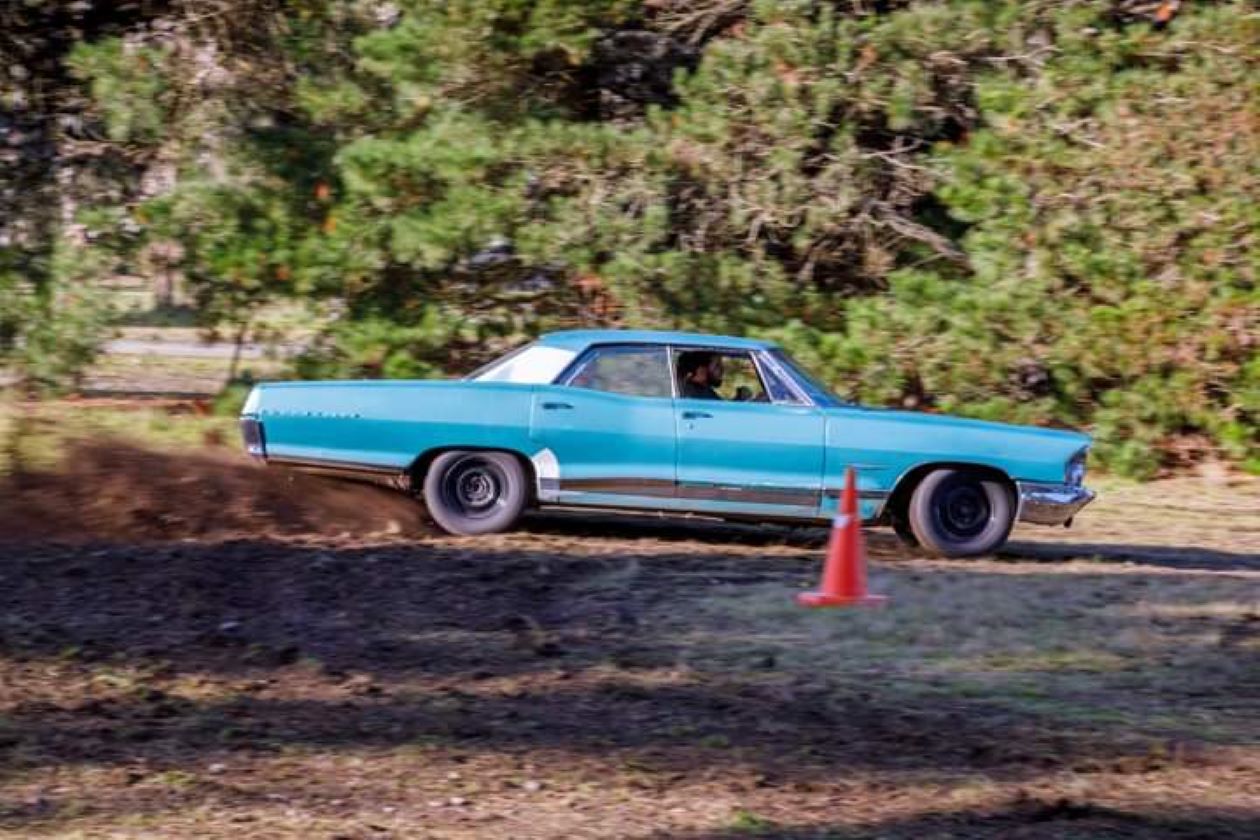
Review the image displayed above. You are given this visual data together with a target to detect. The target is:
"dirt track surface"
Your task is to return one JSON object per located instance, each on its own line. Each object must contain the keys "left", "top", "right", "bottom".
{"left": 1, "top": 445, "right": 1258, "bottom": 838}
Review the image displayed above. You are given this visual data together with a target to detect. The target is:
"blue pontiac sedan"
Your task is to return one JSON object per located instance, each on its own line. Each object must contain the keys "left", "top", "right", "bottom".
{"left": 240, "top": 330, "right": 1094, "bottom": 556}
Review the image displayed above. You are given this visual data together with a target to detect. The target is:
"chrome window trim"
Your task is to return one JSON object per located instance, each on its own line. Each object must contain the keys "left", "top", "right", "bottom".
{"left": 754, "top": 350, "right": 814, "bottom": 407}
{"left": 665, "top": 344, "right": 679, "bottom": 399}
{"left": 667, "top": 344, "right": 811, "bottom": 407}
{"left": 552, "top": 342, "right": 676, "bottom": 400}
{"left": 551, "top": 341, "right": 819, "bottom": 407}
{"left": 764, "top": 348, "right": 849, "bottom": 407}
{"left": 669, "top": 344, "right": 769, "bottom": 403}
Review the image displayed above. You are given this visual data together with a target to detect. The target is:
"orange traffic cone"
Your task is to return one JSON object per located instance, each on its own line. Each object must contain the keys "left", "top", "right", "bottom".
{"left": 797, "top": 467, "right": 888, "bottom": 608}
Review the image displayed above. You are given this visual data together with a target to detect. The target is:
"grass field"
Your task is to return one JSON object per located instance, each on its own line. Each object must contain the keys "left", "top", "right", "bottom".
{"left": 0, "top": 399, "right": 1257, "bottom": 838}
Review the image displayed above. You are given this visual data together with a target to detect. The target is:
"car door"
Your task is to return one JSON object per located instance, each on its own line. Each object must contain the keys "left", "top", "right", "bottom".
{"left": 674, "top": 349, "right": 826, "bottom": 518}
{"left": 529, "top": 343, "right": 677, "bottom": 507}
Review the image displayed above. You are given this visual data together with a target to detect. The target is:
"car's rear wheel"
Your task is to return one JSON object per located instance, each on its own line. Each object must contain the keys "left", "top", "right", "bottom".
{"left": 423, "top": 451, "right": 528, "bottom": 536}
{"left": 907, "top": 468, "right": 1014, "bottom": 557}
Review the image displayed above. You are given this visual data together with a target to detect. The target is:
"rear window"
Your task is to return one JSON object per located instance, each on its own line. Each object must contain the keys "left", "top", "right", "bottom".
{"left": 469, "top": 343, "right": 577, "bottom": 384}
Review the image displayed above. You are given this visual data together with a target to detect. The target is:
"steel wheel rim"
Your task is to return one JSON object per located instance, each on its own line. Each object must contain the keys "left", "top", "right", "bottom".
{"left": 441, "top": 456, "right": 508, "bottom": 519}
{"left": 932, "top": 477, "right": 993, "bottom": 541}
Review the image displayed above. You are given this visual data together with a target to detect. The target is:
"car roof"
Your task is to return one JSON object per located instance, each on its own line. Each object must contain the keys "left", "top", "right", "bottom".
{"left": 538, "top": 329, "right": 777, "bottom": 352}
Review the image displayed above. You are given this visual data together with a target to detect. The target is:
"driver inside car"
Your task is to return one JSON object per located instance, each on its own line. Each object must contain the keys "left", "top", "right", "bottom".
{"left": 678, "top": 351, "right": 724, "bottom": 400}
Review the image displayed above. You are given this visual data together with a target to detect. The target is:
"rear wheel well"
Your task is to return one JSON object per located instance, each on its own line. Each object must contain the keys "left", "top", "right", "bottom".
{"left": 408, "top": 447, "right": 537, "bottom": 503}
{"left": 884, "top": 463, "right": 1015, "bottom": 524}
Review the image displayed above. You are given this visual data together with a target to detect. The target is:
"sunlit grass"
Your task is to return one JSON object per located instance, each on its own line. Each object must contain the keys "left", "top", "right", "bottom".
{"left": 0, "top": 397, "right": 237, "bottom": 476}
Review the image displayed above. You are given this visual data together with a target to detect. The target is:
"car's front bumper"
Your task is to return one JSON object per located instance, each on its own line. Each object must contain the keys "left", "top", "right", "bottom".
{"left": 1016, "top": 482, "right": 1095, "bottom": 526}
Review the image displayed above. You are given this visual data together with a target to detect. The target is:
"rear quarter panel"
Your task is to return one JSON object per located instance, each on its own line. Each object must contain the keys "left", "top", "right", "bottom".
{"left": 253, "top": 381, "right": 536, "bottom": 469}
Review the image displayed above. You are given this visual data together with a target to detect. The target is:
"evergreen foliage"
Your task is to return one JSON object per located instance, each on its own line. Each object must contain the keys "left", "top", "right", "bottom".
{"left": 1, "top": 0, "right": 1255, "bottom": 474}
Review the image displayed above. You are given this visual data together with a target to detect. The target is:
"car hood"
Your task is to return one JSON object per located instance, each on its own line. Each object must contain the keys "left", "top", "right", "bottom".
{"left": 829, "top": 404, "right": 1090, "bottom": 445}
{"left": 821, "top": 404, "right": 1091, "bottom": 485}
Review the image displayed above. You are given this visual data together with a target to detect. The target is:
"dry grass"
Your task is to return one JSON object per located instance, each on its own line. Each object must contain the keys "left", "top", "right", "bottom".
{"left": 0, "top": 427, "right": 1257, "bottom": 838}
{"left": 0, "top": 397, "right": 238, "bottom": 476}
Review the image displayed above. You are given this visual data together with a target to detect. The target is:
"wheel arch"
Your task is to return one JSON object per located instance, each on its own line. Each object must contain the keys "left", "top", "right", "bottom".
{"left": 883, "top": 461, "right": 1016, "bottom": 523}
{"left": 407, "top": 446, "right": 538, "bottom": 502}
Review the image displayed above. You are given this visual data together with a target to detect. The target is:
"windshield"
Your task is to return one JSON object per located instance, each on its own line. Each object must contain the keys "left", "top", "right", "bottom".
{"left": 468, "top": 342, "right": 577, "bottom": 384}
{"left": 768, "top": 349, "right": 847, "bottom": 407}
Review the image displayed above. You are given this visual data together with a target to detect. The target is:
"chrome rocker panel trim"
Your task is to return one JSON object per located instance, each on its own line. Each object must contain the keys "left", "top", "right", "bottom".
{"left": 539, "top": 476, "right": 888, "bottom": 516}
{"left": 1017, "top": 482, "right": 1096, "bottom": 526}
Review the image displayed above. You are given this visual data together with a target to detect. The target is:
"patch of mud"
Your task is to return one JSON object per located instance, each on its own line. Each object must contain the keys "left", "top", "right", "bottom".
{"left": 0, "top": 439, "right": 429, "bottom": 542}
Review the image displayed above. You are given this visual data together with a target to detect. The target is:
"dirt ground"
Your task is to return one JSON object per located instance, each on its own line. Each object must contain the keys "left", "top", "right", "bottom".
{"left": 1, "top": 439, "right": 1258, "bottom": 838}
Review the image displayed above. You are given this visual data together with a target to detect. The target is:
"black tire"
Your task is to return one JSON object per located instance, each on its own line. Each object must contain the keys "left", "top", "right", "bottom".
{"left": 422, "top": 451, "right": 529, "bottom": 536}
{"left": 907, "top": 468, "right": 1014, "bottom": 557}
{"left": 891, "top": 514, "right": 920, "bottom": 549}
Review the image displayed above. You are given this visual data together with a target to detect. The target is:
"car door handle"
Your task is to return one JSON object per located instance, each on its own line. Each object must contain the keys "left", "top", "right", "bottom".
{"left": 542, "top": 401, "right": 574, "bottom": 410}
{"left": 682, "top": 410, "right": 712, "bottom": 419}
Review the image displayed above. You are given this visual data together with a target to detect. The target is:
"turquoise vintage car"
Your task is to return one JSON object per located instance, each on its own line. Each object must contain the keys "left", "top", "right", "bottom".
{"left": 240, "top": 329, "right": 1094, "bottom": 556}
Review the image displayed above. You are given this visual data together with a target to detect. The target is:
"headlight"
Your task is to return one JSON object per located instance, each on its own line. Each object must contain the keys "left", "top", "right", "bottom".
{"left": 1066, "top": 449, "right": 1087, "bottom": 486}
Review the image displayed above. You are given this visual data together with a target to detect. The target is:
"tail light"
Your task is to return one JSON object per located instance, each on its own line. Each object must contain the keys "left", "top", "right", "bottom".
{"left": 240, "top": 418, "right": 266, "bottom": 458}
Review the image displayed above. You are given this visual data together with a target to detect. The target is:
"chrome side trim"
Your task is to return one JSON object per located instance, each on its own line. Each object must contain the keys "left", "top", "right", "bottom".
{"left": 680, "top": 481, "right": 816, "bottom": 507}
{"left": 266, "top": 449, "right": 892, "bottom": 517}
{"left": 561, "top": 477, "right": 677, "bottom": 498}
{"left": 822, "top": 488, "right": 891, "bottom": 500}
{"left": 1017, "top": 481, "right": 1096, "bottom": 526}
{"left": 554, "top": 478, "right": 889, "bottom": 510}
{"left": 822, "top": 486, "right": 891, "bottom": 518}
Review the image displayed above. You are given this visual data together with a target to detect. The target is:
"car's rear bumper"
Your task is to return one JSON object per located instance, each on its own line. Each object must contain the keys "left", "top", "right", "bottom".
{"left": 1016, "top": 481, "right": 1095, "bottom": 526}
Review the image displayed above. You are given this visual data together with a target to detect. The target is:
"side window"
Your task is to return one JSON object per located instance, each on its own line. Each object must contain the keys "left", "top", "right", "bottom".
{"left": 719, "top": 353, "right": 770, "bottom": 402}
{"left": 562, "top": 345, "right": 673, "bottom": 398}
{"left": 674, "top": 349, "right": 771, "bottom": 402}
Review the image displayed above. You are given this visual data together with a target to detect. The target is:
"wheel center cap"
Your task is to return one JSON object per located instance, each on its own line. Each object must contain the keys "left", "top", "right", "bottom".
{"left": 461, "top": 471, "right": 494, "bottom": 504}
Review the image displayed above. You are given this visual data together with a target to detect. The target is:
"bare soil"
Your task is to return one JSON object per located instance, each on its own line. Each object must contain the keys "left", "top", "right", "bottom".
{"left": 1, "top": 442, "right": 1258, "bottom": 838}
{"left": 0, "top": 439, "right": 426, "bottom": 543}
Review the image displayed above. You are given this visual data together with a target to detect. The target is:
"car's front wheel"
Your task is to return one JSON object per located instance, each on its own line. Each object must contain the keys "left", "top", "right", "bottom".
{"left": 891, "top": 514, "right": 919, "bottom": 549}
{"left": 907, "top": 468, "right": 1014, "bottom": 557}
{"left": 423, "top": 450, "right": 529, "bottom": 536}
